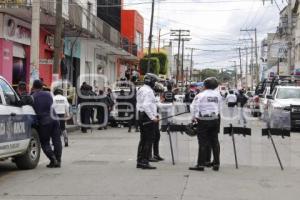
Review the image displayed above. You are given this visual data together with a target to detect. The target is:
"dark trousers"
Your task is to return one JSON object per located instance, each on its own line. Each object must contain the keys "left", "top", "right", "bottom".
{"left": 197, "top": 119, "right": 220, "bottom": 166}
{"left": 149, "top": 123, "right": 160, "bottom": 157}
{"left": 39, "top": 120, "right": 62, "bottom": 162}
{"left": 137, "top": 113, "right": 155, "bottom": 164}
{"left": 80, "top": 107, "right": 91, "bottom": 132}
{"left": 57, "top": 114, "right": 66, "bottom": 131}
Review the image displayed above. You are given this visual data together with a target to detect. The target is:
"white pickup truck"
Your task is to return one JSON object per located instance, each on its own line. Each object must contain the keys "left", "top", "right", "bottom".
{"left": 0, "top": 76, "right": 41, "bottom": 169}
{"left": 266, "top": 86, "right": 300, "bottom": 130}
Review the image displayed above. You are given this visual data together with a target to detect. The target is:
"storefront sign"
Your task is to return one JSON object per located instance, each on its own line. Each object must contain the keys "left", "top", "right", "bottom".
{"left": 3, "top": 15, "right": 31, "bottom": 45}
{"left": 40, "top": 59, "right": 53, "bottom": 65}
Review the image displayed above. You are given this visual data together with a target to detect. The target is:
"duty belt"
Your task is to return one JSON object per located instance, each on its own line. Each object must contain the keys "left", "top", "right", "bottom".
{"left": 199, "top": 113, "right": 218, "bottom": 120}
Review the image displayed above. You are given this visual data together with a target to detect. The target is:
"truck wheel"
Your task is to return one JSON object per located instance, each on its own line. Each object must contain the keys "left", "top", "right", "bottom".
{"left": 14, "top": 128, "right": 41, "bottom": 170}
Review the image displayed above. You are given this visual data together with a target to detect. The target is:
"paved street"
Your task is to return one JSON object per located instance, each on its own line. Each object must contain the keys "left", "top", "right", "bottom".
{"left": 1, "top": 112, "right": 300, "bottom": 200}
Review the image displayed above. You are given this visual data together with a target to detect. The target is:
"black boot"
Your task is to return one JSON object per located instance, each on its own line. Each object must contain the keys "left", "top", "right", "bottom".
{"left": 153, "top": 155, "right": 164, "bottom": 161}
{"left": 46, "top": 156, "right": 60, "bottom": 168}
{"left": 189, "top": 165, "right": 204, "bottom": 171}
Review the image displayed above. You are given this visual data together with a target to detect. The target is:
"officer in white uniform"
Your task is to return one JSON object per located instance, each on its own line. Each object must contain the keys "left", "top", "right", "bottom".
{"left": 189, "top": 77, "right": 222, "bottom": 171}
{"left": 136, "top": 73, "right": 159, "bottom": 169}
{"left": 53, "top": 89, "right": 70, "bottom": 147}
{"left": 226, "top": 90, "right": 237, "bottom": 118}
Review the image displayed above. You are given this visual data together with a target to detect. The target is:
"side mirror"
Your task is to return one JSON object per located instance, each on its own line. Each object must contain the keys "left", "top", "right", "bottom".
{"left": 258, "top": 94, "right": 264, "bottom": 98}
{"left": 266, "top": 95, "right": 273, "bottom": 100}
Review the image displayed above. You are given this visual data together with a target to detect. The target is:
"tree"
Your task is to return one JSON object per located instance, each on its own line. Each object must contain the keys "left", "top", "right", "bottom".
{"left": 199, "top": 68, "right": 219, "bottom": 80}
{"left": 217, "top": 71, "right": 233, "bottom": 83}
{"left": 149, "top": 52, "right": 168, "bottom": 75}
{"left": 140, "top": 57, "right": 161, "bottom": 75}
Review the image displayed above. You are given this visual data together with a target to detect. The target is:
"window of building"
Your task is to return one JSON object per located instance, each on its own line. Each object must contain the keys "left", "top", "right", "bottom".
{"left": 135, "top": 31, "right": 143, "bottom": 52}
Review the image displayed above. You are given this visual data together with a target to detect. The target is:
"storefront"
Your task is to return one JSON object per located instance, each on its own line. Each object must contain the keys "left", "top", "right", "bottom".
{"left": 0, "top": 14, "right": 55, "bottom": 87}
{"left": 0, "top": 14, "right": 31, "bottom": 85}
{"left": 64, "top": 37, "right": 81, "bottom": 87}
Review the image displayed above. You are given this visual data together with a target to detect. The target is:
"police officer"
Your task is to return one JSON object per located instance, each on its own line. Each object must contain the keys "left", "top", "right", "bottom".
{"left": 53, "top": 88, "right": 70, "bottom": 147}
{"left": 189, "top": 77, "right": 222, "bottom": 171}
{"left": 32, "top": 80, "right": 62, "bottom": 168}
{"left": 136, "top": 73, "right": 159, "bottom": 169}
{"left": 226, "top": 90, "right": 237, "bottom": 118}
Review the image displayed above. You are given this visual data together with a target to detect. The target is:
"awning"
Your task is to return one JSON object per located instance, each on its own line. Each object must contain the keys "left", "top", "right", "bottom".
{"left": 95, "top": 40, "right": 138, "bottom": 61}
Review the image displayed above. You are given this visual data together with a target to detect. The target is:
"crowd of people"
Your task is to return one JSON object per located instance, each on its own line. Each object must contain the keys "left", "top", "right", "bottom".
{"left": 13, "top": 70, "right": 250, "bottom": 171}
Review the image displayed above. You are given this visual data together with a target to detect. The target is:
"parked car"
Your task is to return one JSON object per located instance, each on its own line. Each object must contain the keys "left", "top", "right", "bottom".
{"left": 0, "top": 76, "right": 40, "bottom": 169}
{"left": 266, "top": 86, "right": 300, "bottom": 130}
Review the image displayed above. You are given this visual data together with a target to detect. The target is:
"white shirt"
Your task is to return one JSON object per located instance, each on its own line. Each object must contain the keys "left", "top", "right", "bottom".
{"left": 53, "top": 94, "right": 70, "bottom": 115}
{"left": 226, "top": 94, "right": 237, "bottom": 103}
{"left": 191, "top": 89, "right": 222, "bottom": 119}
{"left": 136, "top": 85, "right": 158, "bottom": 120}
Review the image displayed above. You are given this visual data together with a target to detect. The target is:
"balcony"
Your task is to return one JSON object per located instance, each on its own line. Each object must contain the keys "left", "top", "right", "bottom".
{"left": 0, "top": 0, "right": 121, "bottom": 48}
{"left": 121, "top": 36, "right": 138, "bottom": 56}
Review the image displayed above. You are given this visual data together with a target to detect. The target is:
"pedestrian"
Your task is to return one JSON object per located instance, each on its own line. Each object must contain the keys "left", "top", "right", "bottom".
{"left": 31, "top": 80, "right": 62, "bottom": 168}
{"left": 16, "top": 81, "right": 33, "bottom": 106}
{"left": 189, "top": 77, "right": 222, "bottom": 171}
{"left": 131, "top": 67, "right": 139, "bottom": 83}
{"left": 125, "top": 67, "right": 131, "bottom": 81}
{"left": 136, "top": 73, "right": 159, "bottom": 169}
{"left": 163, "top": 83, "right": 176, "bottom": 103}
{"left": 78, "top": 83, "right": 92, "bottom": 133}
{"left": 53, "top": 88, "right": 70, "bottom": 147}
{"left": 237, "top": 89, "right": 248, "bottom": 126}
{"left": 226, "top": 90, "right": 237, "bottom": 118}
{"left": 97, "top": 90, "right": 109, "bottom": 130}
{"left": 184, "top": 86, "right": 195, "bottom": 112}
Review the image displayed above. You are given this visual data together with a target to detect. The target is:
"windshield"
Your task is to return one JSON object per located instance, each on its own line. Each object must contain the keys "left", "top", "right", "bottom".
{"left": 276, "top": 88, "right": 300, "bottom": 99}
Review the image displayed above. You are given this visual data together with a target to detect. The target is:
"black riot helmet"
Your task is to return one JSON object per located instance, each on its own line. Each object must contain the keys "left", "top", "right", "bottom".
{"left": 203, "top": 77, "right": 219, "bottom": 90}
{"left": 144, "top": 73, "right": 159, "bottom": 88}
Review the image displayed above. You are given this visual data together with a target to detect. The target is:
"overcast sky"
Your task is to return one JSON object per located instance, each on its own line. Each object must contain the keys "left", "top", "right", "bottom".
{"left": 123, "top": 0, "right": 287, "bottom": 71}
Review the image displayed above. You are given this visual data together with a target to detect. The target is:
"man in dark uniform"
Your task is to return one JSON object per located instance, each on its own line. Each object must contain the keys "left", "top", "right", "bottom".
{"left": 78, "top": 84, "right": 92, "bottom": 133}
{"left": 16, "top": 81, "right": 33, "bottom": 106}
{"left": 189, "top": 77, "right": 222, "bottom": 171}
{"left": 136, "top": 73, "right": 159, "bottom": 169}
{"left": 163, "top": 83, "right": 176, "bottom": 103}
{"left": 31, "top": 80, "right": 62, "bottom": 168}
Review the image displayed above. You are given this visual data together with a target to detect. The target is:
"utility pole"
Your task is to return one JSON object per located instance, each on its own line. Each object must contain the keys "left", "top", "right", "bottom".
{"left": 147, "top": 0, "right": 155, "bottom": 73}
{"left": 186, "top": 47, "right": 202, "bottom": 82}
{"left": 230, "top": 61, "right": 238, "bottom": 88}
{"left": 53, "top": 0, "right": 63, "bottom": 82}
{"left": 239, "top": 38, "right": 254, "bottom": 89}
{"left": 158, "top": 29, "right": 161, "bottom": 52}
{"left": 245, "top": 47, "right": 248, "bottom": 89}
{"left": 238, "top": 47, "right": 243, "bottom": 88}
{"left": 241, "top": 28, "right": 259, "bottom": 85}
{"left": 287, "top": 0, "right": 293, "bottom": 74}
{"left": 170, "top": 30, "right": 191, "bottom": 85}
{"left": 30, "top": 0, "right": 40, "bottom": 85}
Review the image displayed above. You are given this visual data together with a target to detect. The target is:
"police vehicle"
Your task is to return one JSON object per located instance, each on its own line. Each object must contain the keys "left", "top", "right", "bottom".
{"left": 0, "top": 76, "right": 40, "bottom": 169}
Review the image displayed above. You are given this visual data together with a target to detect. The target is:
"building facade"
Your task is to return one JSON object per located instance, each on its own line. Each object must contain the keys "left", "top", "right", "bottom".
{"left": 118, "top": 9, "right": 144, "bottom": 79}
